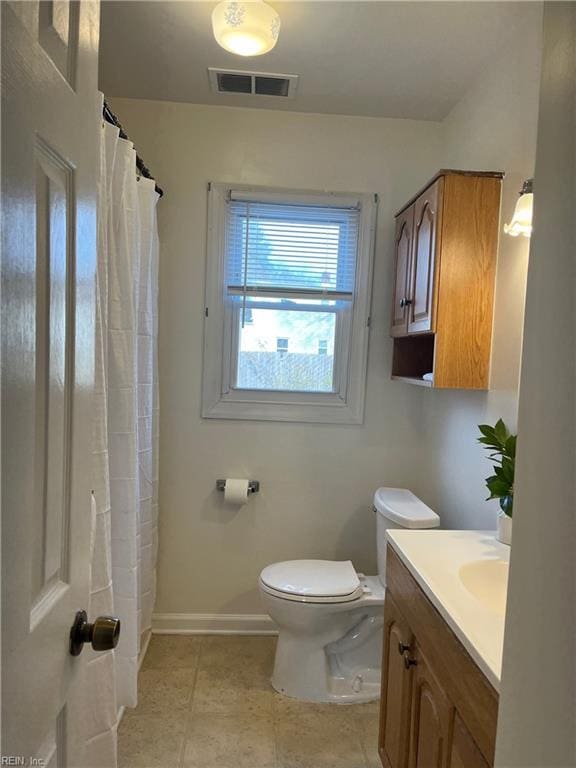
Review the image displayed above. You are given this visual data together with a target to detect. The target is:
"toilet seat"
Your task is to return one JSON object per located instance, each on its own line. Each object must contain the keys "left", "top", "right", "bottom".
{"left": 259, "top": 560, "right": 364, "bottom": 604}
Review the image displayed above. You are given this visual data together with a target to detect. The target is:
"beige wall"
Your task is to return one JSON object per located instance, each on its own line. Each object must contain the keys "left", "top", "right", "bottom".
{"left": 110, "top": 8, "right": 543, "bottom": 619}
{"left": 411, "top": 8, "right": 542, "bottom": 530}
{"left": 496, "top": 4, "right": 576, "bottom": 765}
{"left": 110, "top": 97, "right": 443, "bottom": 616}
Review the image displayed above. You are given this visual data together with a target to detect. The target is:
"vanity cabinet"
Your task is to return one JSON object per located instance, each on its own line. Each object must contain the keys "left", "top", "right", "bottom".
{"left": 380, "top": 596, "right": 414, "bottom": 768}
{"left": 449, "top": 714, "right": 490, "bottom": 768}
{"left": 408, "top": 644, "right": 452, "bottom": 768}
{"left": 378, "top": 546, "right": 498, "bottom": 768}
{"left": 390, "top": 170, "right": 503, "bottom": 389}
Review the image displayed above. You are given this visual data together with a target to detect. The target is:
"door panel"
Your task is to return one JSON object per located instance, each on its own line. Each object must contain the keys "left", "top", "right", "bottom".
{"left": 38, "top": 0, "right": 80, "bottom": 84}
{"left": 31, "top": 140, "right": 74, "bottom": 626}
{"left": 408, "top": 180, "right": 443, "bottom": 334}
{"left": 409, "top": 645, "right": 453, "bottom": 768}
{"left": 391, "top": 207, "right": 414, "bottom": 337}
{"left": 379, "top": 595, "right": 415, "bottom": 768}
{"left": 449, "top": 714, "right": 489, "bottom": 768}
{"left": 2, "top": 0, "right": 99, "bottom": 759}
{"left": 36, "top": 707, "right": 67, "bottom": 768}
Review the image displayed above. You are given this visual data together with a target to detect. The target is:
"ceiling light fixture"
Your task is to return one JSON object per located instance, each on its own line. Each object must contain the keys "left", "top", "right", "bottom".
{"left": 212, "top": 0, "right": 280, "bottom": 57}
{"left": 504, "top": 179, "right": 534, "bottom": 238}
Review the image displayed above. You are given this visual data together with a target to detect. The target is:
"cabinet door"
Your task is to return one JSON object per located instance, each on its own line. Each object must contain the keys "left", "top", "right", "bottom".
{"left": 408, "top": 644, "right": 453, "bottom": 768}
{"left": 391, "top": 206, "right": 414, "bottom": 337}
{"left": 449, "top": 714, "right": 490, "bottom": 768}
{"left": 408, "top": 179, "right": 443, "bottom": 334}
{"left": 379, "top": 596, "right": 415, "bottom": 768}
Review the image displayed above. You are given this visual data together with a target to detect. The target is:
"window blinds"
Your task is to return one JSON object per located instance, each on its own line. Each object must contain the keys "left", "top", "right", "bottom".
{"left": 225, "top": 197, "right": 360, "bottom": 301}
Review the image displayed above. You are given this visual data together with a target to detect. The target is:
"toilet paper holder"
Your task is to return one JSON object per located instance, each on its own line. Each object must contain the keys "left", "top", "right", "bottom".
{"left": 216, "top": 479, "right": 260, "bottom": 495}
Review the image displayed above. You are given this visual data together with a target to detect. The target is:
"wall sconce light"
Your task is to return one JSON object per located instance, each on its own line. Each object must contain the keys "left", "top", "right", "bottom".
{"left": 504, "top": 179, "right": 534, "bottom": 238}
{"left": 212, "top": 1, "right": 280, "bottom": 57}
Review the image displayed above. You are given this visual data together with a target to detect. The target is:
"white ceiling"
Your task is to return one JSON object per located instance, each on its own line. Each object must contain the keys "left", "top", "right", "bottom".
{"left": 99, "top": 1, "right": 538, "bottom": 121}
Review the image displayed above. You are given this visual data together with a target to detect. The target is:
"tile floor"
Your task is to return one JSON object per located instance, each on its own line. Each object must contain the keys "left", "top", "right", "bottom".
{"left": 118, "top": 635, "right": 381, "bottom": 768}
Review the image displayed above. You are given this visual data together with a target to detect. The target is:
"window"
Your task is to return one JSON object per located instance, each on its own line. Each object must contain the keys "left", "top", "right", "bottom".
{"left": 202, "top": 184, "right": 376, "bottom": 424}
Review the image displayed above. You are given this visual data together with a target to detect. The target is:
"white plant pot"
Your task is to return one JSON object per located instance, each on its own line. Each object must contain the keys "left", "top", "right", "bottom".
{"left": 497, "top": 511, "right": 512, "bottom": 546}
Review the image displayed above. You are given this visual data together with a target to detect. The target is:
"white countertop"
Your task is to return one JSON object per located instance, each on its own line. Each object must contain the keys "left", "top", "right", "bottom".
{"left": 386, "top": 530, "right": 510, "bottom": 691}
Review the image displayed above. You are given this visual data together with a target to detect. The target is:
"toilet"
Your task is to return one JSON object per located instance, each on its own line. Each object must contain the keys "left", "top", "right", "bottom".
{"left": 259, "top": 487, "right": 440, "bottom": 704}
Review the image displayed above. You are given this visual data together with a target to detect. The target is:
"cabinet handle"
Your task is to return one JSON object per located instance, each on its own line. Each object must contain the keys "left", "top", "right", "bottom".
{"left": 404, "top": 298, "right": 413, "bottom": 306}
{"left": 399, "top": 298, "right": 406, "bottom": 308}
{"left": 398, "top": 642, "right": 411, "bottom": 656}
{"left": 404, "top": 654, "right": 418, "bottom": 670}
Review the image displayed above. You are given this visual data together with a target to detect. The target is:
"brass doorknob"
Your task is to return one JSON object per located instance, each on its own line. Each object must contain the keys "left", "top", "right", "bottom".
{"left": 69, "top": 610, "right": 121, "bottom": 656}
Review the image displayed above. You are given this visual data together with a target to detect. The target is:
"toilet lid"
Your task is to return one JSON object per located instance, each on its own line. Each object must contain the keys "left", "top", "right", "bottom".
{"left": 260, "top": 560, "right": 361, "bottom": 599}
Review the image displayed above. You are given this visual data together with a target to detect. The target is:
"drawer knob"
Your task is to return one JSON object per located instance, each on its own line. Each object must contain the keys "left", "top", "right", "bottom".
{"left": 404, "top": 654, "right": 418, "bottom": 670}
{"left": 398, "top": 642, "right": 411, "bottom": 656}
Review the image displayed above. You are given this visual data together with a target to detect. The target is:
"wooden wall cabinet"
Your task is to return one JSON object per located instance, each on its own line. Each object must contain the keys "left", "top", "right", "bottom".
{"left": 390, "top": 170, "right": 503, "bottom": 389}
{"left": 378, "top": 547, "right": 497, "bottom": 768}
{"left": 391, "top": 207, "right": 414, "bottom": 337}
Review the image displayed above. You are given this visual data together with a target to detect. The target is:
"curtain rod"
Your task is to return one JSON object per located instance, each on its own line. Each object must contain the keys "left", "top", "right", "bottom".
{"left": 103, "top": 100, "right": 164, "bottom": 198}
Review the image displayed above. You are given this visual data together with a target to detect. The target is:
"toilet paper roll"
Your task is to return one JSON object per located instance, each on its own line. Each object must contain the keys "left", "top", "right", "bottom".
{"left": 223, "top": 478, "right": 250, "bottom": 506}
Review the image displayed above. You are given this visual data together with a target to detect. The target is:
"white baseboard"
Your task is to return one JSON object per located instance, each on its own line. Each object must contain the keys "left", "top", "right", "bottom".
{"left": 152, "top": 612, "right": 278, "bottom": 635}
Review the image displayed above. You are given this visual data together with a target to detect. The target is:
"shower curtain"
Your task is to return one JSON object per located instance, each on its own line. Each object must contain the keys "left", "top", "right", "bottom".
{"left": 82, "top": 103, "right": 160, "bottom": 767}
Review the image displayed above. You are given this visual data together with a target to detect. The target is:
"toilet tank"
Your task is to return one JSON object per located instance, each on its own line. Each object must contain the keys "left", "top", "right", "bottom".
{"left": 374, "top": 488, "right": 440, "bottom": 586}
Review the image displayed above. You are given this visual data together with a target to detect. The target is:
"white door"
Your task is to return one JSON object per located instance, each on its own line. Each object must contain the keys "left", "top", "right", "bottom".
{"left": 2, "top": 1, "right": 101, "bottom": 763}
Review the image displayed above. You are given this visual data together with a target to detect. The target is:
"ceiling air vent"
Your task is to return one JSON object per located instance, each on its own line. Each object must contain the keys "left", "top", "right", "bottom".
{"left": 208, "top": 68, "right": 298, "bottom": 99}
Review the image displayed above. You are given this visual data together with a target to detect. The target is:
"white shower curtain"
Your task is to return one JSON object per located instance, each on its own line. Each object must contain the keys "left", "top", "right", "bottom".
{"left": 82, "top": 105, "right": 160, "bottom": 767}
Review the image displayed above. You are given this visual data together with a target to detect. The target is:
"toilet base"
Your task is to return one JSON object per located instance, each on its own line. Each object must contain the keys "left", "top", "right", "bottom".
{"left": 268, "top": 596, "right": 384, "bottom": 704}
{"left": 272, "top": 664, "right": 381, "bottom": 705}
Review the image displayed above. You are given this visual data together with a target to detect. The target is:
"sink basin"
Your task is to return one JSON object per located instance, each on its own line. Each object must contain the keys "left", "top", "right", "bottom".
{"left": 458, "top": 559, "right": 509, "bottom": 616}
{"left": 387, "top": 530, "right": 511, "bottom": 689}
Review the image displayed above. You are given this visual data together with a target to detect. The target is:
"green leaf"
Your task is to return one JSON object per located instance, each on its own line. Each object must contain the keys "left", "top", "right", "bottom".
{"left": 478, "top": 440, "right": 504, "bottom": 459}
{"left": 493, "top": 460, "right": 513, "bottom": 488}
{"left": 501, "top": 456, "right": 515, "bottom": 482}
{"left": 493, "top": 465, "right": 507, "bottom": 480}
{"left": 505, "top": 434, "right": 516, "bottom": 459}
{"left": 478, "top": 436, "right": 500, "bottom": 448}
{"left": 478, "top": 424, "right": 497, "bottom": 439}
{"left": 486, "top": 476, "right": 510, "bottom": 497}
{"left": 494, "top": 418, "right": 509, "bottom": 447}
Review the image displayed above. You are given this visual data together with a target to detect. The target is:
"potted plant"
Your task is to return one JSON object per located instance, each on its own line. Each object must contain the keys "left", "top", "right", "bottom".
{"left": 477, "top": 419, "right": 516, "bottom": 545}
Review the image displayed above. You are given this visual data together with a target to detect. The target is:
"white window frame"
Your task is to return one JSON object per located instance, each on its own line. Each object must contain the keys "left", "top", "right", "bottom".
{"left": 202, "top": 182, "right": 377, "bottom": 424}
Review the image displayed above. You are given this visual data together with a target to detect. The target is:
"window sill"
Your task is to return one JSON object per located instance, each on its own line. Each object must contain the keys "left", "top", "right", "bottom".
{"left": 201, "top": 395, "right": 365, "bottom": 425}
